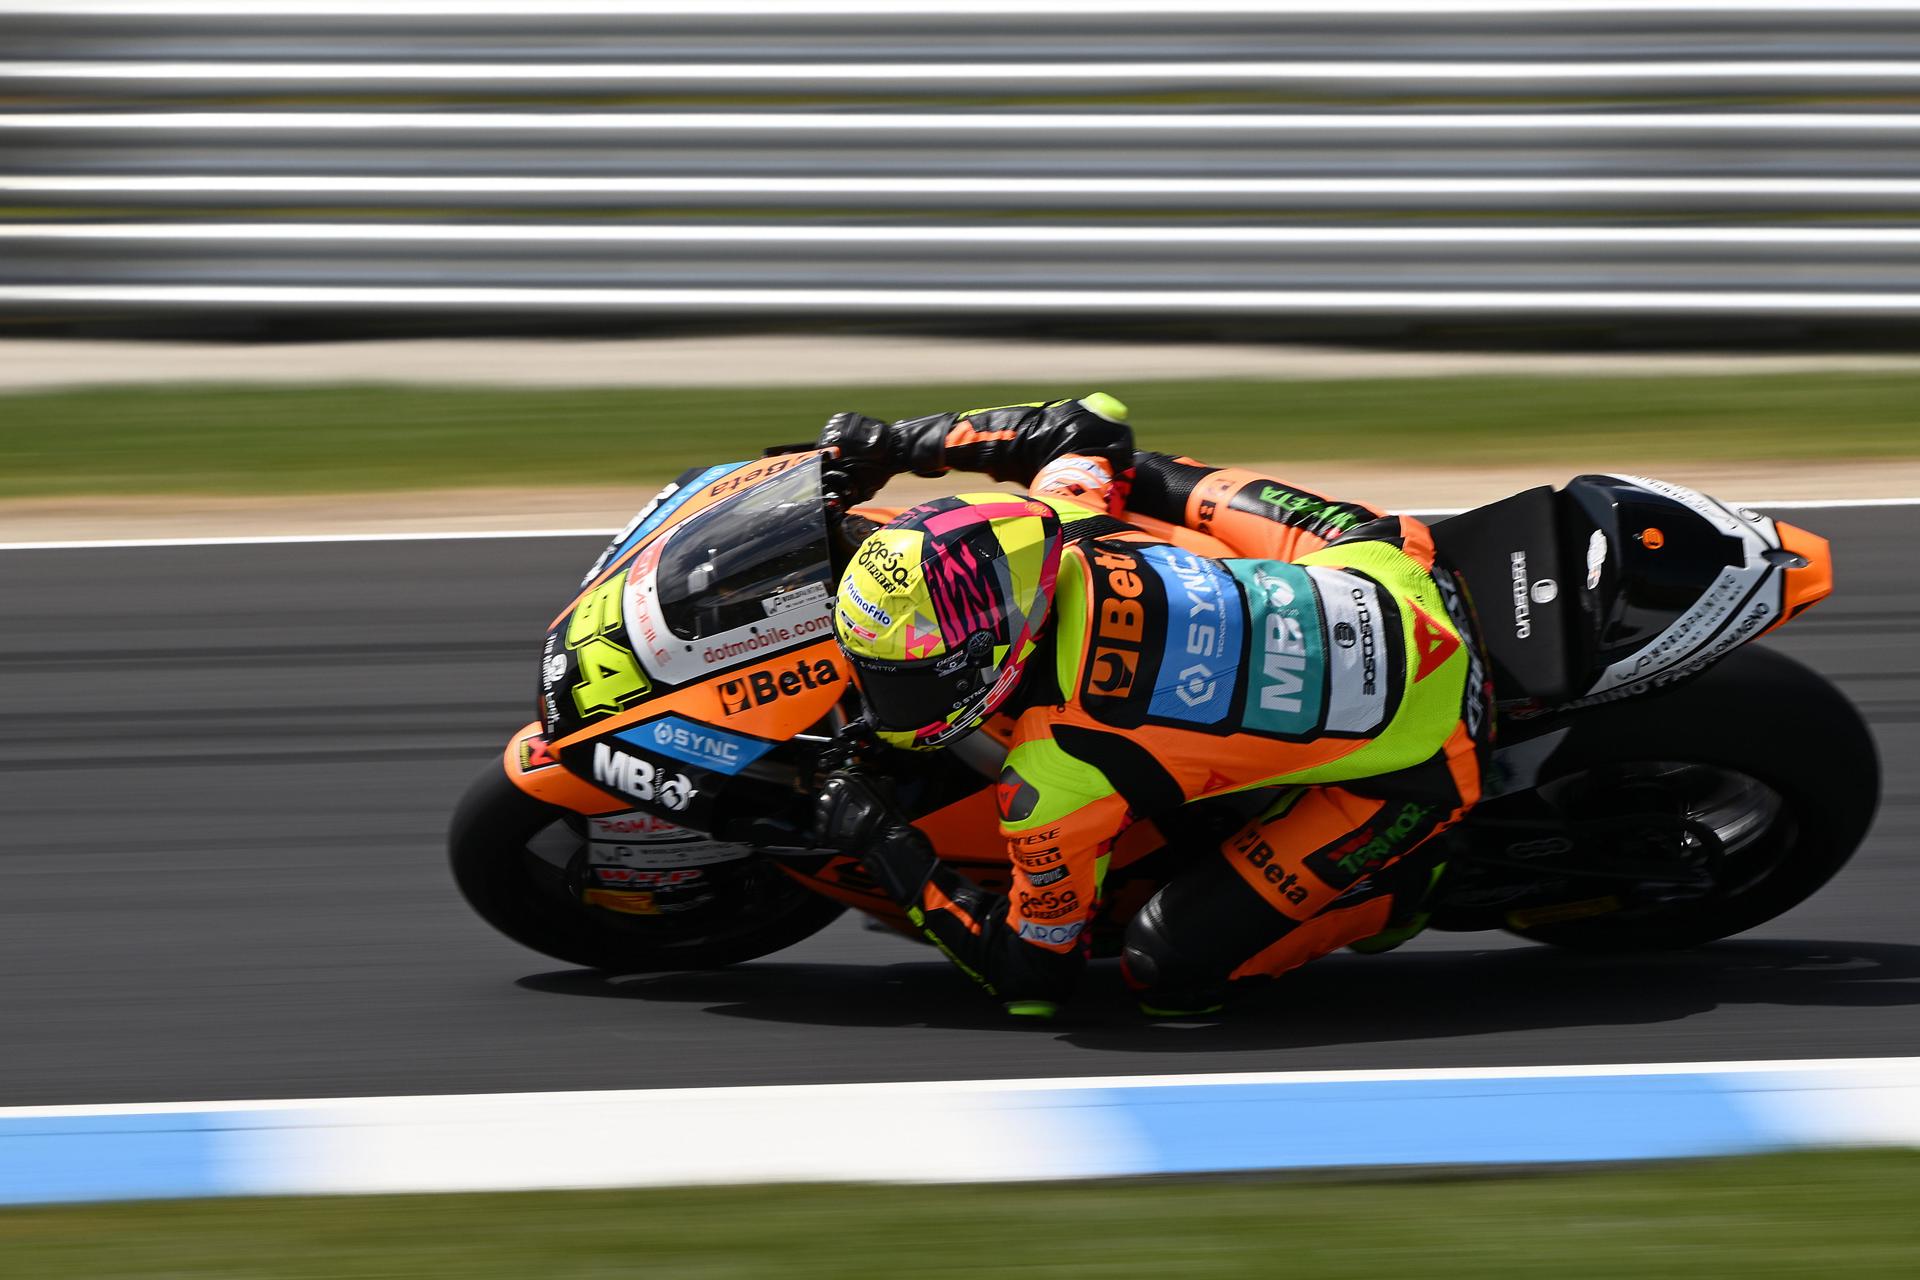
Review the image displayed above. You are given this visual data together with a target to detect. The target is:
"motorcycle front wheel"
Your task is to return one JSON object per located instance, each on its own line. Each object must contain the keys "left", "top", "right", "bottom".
{"left": 448, "top": 765, "right": 845, "bottom": 972}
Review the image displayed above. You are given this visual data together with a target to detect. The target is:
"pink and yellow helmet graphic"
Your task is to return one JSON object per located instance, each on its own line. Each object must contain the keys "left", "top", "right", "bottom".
{"left": 835, "top": 493, "right": 1065, "bottom": 750}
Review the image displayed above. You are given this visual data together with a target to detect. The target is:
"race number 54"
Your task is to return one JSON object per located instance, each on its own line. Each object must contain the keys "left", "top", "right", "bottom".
{"left": 566, "top": 571, "right": 651, "bottom": 716}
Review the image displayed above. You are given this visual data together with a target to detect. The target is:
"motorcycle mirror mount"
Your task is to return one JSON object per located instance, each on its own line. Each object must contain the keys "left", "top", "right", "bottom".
{"left": 802, "top": 714, "right": 878, "bottom": 785}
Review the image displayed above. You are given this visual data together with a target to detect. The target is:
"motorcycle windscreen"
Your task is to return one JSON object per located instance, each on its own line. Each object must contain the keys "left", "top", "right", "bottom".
{"left": 653, "top": 459, "right": 836, "bottom": 644}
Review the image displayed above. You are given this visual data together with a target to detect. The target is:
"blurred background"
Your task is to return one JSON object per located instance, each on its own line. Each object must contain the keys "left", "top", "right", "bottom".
{"left": 7, "top": 0, "right": 1920, "bottom": 341}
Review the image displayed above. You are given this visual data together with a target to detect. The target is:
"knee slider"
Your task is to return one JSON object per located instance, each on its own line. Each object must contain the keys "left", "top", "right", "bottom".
{"left": 1122, "top": 888, "right": 1217, "bottom": 996}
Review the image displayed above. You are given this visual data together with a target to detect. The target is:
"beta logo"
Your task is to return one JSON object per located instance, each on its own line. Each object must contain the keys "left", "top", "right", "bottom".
{"left": 704, "top": 453, "right": 797, "bottom": 501}
{"left": 1084, "top": 544, "right": 1148, "bottom": 701}
{"left": 1236, "top": 836, "right": 1311, "bottom": 907}
{"left": 1088, "top": 647, "right": 1138, "bottom": 697}
{"left": 716, "top": 657, "right": 841, "bottom": 715}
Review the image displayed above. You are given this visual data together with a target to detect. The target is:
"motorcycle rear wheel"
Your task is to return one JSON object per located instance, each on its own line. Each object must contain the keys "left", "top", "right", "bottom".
{"left": 448, "top": 765, "right": 845, "bottom": 972}
{"left": 1496, "top": 645, "right": 1878, "bottom": 951}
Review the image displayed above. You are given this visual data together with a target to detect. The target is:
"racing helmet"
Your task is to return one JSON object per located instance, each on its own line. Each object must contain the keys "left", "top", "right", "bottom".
{"left": 834, "top": 493, "right": 1064, "bottom": 750}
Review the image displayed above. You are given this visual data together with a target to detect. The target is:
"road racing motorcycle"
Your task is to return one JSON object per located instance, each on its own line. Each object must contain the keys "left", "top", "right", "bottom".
{"left": 450, "top": 450, "right": 1878, "bottom": 975}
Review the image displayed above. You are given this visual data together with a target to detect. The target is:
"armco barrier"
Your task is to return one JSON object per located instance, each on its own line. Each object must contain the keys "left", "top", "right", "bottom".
{"left": 5, "top": 2, "right": 1920, "bottom": 317}
{"left": 4, "top": 1057, "right": 1918, "bottom": 1205}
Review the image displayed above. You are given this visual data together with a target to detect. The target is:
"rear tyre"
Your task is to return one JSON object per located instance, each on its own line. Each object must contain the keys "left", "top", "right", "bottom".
{"left": 448, "top": 765, "right": 845, "bottom": 972}
{"left": 1495, "top": 646, "right": 1878, "bottom": 951}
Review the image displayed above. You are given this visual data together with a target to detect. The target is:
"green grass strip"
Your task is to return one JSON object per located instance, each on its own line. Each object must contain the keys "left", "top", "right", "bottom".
{"left": 0, "top": 1150, "right": 1915, "bottom": 1278}
{"left": 2, "top": 374, "right": 1917, "bottom": 499}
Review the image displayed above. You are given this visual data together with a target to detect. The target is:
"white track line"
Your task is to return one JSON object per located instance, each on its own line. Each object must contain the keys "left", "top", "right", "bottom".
{"left": 11, "top": 223, "right": 1920, "bottom": 248}
{"left": 11, "top": 112, "right": 1920, "bottom": 132}
{"left": 13, "top": 61, "right": 1920, "bottom": 81}
{"left": 11, "top": 285, "right": 1920, "bottom": 312}
{"left": 5, "top": 499, "right": 1912, "bottom": 552}
{"left": 14, "top": 175, "right": 1920, "bottom": 197}
{"left": 4, "top": 1056, "right": 1916, "bottom": 1119}
{"left": 5, "top": 2, "right": 1917, "bottom": 16}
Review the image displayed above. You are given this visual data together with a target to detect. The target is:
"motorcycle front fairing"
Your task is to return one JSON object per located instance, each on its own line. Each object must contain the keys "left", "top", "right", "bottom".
{"left": 510, "top": 452, "right": 849, "bottom": 831}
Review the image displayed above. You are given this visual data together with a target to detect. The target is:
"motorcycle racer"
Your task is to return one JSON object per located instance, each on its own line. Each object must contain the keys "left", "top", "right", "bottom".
{"left": 812, "top": 396, "right": 1493, "bottom": 1017}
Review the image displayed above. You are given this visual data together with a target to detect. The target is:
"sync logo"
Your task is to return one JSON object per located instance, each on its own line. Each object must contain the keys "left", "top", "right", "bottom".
{"left": 623, "top": 716, "right": 772, "bottom": 776}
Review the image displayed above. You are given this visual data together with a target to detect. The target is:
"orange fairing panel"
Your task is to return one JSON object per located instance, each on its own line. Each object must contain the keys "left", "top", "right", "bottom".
{"left": 552, "top": 640, "right": 848, "bottom": 750}
{"left": 913, "top": 785, "right": 1004, "bottom": 863}
{"left": 504, "top": 722, "right": 627, "bottom": 814}
{"left": 1765, "top": 520, "right": 1835, "bottom": 634}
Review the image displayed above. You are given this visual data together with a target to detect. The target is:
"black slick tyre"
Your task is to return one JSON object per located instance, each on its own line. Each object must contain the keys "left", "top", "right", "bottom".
{"left": 448, "top": 764, "right": 845, "bottom": 972}
{"left": 1500, "top": 645, "right": 1878, "bottom": 952}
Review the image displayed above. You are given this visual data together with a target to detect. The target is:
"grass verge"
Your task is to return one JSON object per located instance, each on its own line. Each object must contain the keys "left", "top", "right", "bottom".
{"left": 0, "top": 1151, "right": 1915, "bottom": 1278}
{"left": 2, "top": 374, "right": 1917, "bottom": 499}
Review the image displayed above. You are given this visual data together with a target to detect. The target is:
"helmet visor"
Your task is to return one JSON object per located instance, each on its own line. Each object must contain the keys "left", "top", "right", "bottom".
{"left": 843, "top": 649, "right": 983, "bottom": 734}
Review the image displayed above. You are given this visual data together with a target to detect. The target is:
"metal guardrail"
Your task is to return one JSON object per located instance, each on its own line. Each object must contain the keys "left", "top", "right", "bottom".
{"left": 5, "top": 1, "right": 1920, "bottom": 318}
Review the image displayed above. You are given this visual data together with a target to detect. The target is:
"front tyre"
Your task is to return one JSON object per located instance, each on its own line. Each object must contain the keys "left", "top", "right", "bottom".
{"left": 448, "top": 765, "right": 845, "bottom": 972}
{"left": 1497, "top": 646, "right": 1878, "bottom": 951}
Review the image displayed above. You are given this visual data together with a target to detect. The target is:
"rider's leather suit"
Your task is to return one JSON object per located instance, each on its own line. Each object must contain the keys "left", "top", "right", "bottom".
{"left": 821, "top": 398, "right": 1494, "bottom": 1013}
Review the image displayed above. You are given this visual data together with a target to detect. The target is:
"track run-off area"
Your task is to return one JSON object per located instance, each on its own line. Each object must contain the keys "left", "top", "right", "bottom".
{"left": 0, "top": 503, "right": 1914, "bottom": 1108}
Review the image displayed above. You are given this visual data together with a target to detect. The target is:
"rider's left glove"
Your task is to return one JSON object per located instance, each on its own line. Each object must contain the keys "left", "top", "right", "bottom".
{"left": 814, "top": 770, "right": 1025, "bottom": 1004}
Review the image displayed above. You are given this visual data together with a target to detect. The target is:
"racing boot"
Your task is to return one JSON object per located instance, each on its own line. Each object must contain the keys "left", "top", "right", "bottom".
{"left": 1346, "top": 860, "right": 1447, "bottom": 955}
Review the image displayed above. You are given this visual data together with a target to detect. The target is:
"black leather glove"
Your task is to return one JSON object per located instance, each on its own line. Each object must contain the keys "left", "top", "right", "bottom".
{"left": 817, "top": 412, "right": 901, "bottom": 510}
{"left": 814, "top": 769, "right": 1082, "bottom": 1015}
{"left": 813, "top": 769, "right": 938, "bottom": 903}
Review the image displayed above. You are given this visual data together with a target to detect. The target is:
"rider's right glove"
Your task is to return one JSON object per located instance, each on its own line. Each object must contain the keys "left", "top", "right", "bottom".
{"left": 817, "top": 412, "right": 931, "bottom": 511}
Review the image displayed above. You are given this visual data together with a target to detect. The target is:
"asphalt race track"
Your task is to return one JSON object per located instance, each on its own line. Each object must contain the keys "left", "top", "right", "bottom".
{"left": 2, "top": 507, "right": 1914, "bottom": 1106}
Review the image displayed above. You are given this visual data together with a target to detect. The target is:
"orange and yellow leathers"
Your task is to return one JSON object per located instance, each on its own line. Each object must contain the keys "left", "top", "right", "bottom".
{"left": 986, "top": 452, "right": 1493, "bottom": 1007}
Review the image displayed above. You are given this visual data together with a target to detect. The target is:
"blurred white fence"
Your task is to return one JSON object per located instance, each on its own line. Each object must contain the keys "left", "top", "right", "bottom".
{"left": 5, "top": 1, "right": 1920, "bottom": 317}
